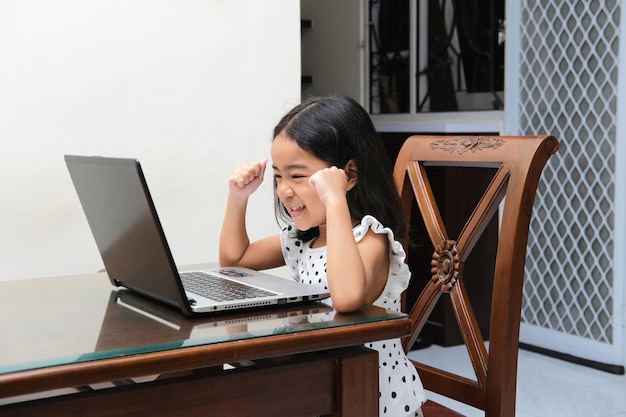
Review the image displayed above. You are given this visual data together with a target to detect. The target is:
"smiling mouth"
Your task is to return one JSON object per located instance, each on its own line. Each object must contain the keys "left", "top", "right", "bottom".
{"left": 286, "top": 204, "right": 305, "bottom": 215}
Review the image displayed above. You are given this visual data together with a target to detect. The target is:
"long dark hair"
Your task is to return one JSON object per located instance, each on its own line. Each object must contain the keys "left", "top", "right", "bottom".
{"left": 272, "top": 95, "right": 405, "bottom": 241}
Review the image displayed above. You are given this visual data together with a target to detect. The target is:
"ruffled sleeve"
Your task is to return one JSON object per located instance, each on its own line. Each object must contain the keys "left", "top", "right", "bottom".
{"left": 353, "top": 215, "right": 411, "bottom": 311}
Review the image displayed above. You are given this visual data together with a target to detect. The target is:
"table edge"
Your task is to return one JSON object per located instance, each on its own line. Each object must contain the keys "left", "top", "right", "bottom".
{"left": 0, "top": 316, "right": 411, "bottom": 399}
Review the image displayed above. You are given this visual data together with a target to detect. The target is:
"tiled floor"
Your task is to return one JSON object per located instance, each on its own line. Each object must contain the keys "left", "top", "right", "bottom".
{"left": 408, "top": 344, "right": 626, "bottom": 417}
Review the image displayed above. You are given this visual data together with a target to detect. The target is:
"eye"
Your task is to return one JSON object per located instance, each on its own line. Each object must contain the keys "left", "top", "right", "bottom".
{"left": 290, "top": 174, "right": 309, "bottom": 182}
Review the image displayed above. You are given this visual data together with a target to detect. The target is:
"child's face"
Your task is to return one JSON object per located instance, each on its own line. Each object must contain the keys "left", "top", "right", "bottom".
{"left": 271, "top": 133, "right": 330, "bottom": 232}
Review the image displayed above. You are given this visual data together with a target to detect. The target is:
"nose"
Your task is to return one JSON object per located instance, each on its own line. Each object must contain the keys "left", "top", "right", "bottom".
{"left": 277, "top": 180, "right": 294, "bottom": 198}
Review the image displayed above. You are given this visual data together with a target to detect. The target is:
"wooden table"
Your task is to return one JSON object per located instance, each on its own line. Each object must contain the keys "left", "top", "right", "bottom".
{"left": 0, "top": 270, "right": 411, "bottom": 416}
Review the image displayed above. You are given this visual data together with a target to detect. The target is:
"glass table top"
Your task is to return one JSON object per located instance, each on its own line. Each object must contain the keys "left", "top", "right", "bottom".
{"left": 0, "top": 272, "right": 405, "bottom": 375}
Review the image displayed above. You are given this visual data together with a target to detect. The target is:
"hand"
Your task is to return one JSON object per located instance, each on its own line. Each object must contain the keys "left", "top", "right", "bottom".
{"left": 309, "top": 166, "right": 348, "bottom": 206}
{"left": 228, "top": 158, "right": 268, "bottom": 200}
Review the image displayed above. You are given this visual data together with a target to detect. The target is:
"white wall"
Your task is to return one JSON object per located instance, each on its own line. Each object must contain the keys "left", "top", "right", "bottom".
{"left": 0, "top": 1, "right": 301, "bottom": 281}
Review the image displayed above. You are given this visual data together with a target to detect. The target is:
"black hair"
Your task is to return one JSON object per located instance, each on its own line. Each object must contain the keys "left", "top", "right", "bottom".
{"left": 272, "top": 95, "right": 406, "bottom": 242}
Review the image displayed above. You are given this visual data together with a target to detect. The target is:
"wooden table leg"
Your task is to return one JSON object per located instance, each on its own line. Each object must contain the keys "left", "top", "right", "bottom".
{"left": 327, "top": 346, "right": 379, "bottom": 417}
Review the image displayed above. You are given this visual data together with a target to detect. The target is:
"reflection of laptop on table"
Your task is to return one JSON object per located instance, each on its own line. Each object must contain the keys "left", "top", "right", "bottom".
{"left": 65, "top": 155, "right": 329, "bottom": 316}
{"left": 93, "top": 290, "right": 335, "bottom": 353}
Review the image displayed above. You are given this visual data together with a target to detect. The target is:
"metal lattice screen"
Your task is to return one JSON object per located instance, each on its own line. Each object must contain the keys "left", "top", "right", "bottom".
{"left": 519, "top": 0, "right": 619, "bottom": 344}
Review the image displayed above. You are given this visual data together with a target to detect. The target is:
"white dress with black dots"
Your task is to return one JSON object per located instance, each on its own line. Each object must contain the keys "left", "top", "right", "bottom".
{"left": 280, "top": 215, "right": 427, "bottom": 417}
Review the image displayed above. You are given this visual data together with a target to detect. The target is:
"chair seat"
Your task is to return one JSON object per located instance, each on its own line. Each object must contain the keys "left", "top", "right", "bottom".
{"left": 422, "top": 399, "right": 465, "bottom": 416}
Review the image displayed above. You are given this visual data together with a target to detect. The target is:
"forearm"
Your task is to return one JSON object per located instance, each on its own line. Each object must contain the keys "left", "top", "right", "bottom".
{"left": 218, "top": 195, "right": 251, "bottom": 266}
{"left": 325, "top": 201, "right": 368, "bottom": 312}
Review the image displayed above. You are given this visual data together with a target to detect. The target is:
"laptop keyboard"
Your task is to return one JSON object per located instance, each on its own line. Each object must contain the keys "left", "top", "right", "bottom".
{"left": 180, "top": 271, "right": 276, "bottom": 302}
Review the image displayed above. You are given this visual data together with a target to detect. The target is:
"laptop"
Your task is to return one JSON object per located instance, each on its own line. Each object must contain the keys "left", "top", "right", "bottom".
{"left": 64, "top": 155, "right": 330, "bottom": 316}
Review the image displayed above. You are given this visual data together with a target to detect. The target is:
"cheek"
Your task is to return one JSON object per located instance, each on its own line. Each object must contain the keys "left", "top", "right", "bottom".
{"left": 304, "top": 192, "right": 327, "bottom": 215}
{"left": 299, "top": 184, "right": 320, "bottom": 202}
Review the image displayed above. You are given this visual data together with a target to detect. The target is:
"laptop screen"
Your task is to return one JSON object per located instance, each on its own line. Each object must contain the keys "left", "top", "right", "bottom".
{"left": 65, "top": 155, "right": 191, "bottom": 314}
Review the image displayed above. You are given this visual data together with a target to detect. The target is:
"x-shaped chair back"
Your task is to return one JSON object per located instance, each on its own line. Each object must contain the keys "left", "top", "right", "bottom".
{"left": 393, "top": 135, "right": 558, "bottom": 417}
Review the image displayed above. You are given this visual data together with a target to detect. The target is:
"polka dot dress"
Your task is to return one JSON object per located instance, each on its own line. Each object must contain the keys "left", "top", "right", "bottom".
{"left": 280, "top": 215, "right": 427, "bottom": 417}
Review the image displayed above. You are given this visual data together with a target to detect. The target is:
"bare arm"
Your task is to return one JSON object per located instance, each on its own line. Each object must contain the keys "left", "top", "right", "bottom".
{"left": 310, "top": 167, "right": 389, "bottom": 313}
{"left": 219, "top": 159, "right": 285, "bottom": 270}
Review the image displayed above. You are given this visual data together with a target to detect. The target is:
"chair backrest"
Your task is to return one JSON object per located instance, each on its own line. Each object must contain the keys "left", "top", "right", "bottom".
{"left": 393, "top": 135, "right": 558, "bottom": 417}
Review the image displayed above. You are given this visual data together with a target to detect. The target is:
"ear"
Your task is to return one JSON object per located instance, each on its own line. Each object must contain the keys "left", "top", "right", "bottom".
{"left": 344, "top": 159, "right": 358, "bottom": 191}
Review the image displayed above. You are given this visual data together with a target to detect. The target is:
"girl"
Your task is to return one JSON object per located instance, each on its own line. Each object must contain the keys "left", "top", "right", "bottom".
{"left": 219, "top": 95, "right": 426, "bottom": 416}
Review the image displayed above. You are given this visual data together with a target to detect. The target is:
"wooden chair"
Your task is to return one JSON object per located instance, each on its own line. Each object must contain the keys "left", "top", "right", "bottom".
{"left": 393, "top": 135, "right": 559, "bottom": 417}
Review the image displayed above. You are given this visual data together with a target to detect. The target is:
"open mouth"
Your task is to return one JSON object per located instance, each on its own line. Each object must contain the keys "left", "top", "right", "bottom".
{"left": 286, "top": 204, "right": 305, "bottom": 216}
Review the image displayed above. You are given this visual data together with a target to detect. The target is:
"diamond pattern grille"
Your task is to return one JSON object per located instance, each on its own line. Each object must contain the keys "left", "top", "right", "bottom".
{"left": 519, "top": 0, "right": 619, "bottom": 343}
